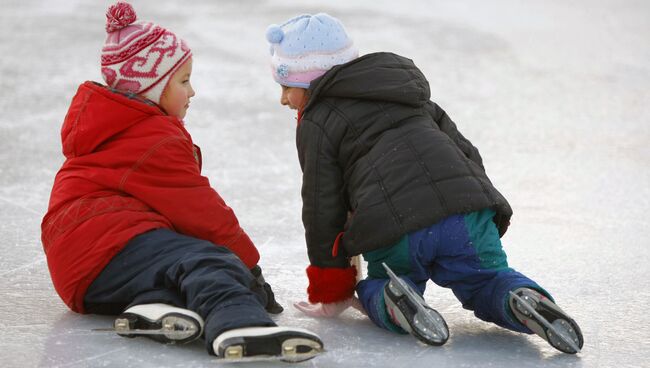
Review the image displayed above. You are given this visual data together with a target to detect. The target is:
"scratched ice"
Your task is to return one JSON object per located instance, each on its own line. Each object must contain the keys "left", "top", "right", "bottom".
{"left": 1, "top": 1, "right": 648, "bottom": 367}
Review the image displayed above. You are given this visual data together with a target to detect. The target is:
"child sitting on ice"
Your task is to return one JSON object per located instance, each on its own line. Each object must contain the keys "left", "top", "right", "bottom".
{"left": 41, "top": 2, "right": 323, "bottom": 362}
{"left": 265, "top": 13, "right": 583, "bottom": 354}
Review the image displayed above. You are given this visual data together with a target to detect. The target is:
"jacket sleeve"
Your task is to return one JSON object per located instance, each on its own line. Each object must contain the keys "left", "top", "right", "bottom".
{"left": 119, "top": 135, "right": 260, "bottom": 268}
{"left": 297, "top": 118, "right": 350, "bottom": 269}
{"left": 425, "top": 101, "right": 484, "bottom": 170}
{"left": 298, "top": 118, "right": 357, "bottom": 303}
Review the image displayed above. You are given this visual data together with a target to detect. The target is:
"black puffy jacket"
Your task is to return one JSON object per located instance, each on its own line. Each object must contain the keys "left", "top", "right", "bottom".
{"left": 297, "top": 52, "right": 512, "bottom": 268}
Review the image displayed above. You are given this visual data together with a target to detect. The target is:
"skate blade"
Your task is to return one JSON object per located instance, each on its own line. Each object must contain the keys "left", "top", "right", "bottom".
{"left": 509, "top": 291, "right": 582, "bottom": 354}
{"left": 217, "top": 340, "right": 325, "bottom": 363}
{"left": 93, "top": 316, "right": 199, "bottom": 340}
{"left": 92, "top": 328, "right": 195, "bottom": 337}
{"left": 412, "top": 308, "right": 449, "bottom": 345}
{"left": 383, "top": 262, "right": 449, "bottom": 344}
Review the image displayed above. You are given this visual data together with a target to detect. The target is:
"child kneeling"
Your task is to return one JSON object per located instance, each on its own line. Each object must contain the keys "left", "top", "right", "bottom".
{"left": 265, "top": 13, "right": 583, "bottom": 354}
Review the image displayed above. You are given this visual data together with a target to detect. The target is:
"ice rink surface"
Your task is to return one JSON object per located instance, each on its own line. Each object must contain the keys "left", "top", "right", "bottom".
{"left": 1, "top": 0, "right": 648, "bottom": 367}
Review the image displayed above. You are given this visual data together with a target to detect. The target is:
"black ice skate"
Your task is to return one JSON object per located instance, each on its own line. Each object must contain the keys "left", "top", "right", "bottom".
{"left": 213, "top": 326, "right": 324, "bottom": 363}
{"left": 509, "top": 288, "right": 583, "bottom": 354}
{"left": 110, "top": 303, "right": 204, "bottom": 344}
{"left": 382, "top": 263, "right": 449, "bottom": 346}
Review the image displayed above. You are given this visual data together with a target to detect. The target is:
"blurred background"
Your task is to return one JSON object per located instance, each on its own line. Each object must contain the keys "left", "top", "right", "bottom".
{"left": 0, "top": 1, "right": 648, "bottom": 367}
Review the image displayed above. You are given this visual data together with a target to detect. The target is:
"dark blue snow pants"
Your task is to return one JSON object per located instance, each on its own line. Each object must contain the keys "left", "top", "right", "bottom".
{"left": 84, "top": 228, "right": 276, "bottom": 354}
{"left": 356, "top": 209, "right": 551, "bottom": 334}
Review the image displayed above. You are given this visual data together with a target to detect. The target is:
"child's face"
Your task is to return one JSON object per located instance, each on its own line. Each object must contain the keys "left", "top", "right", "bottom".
{"left": 160, "top": 58, "right": 195, "bottom": 119}
{"left": 280, "top": 85, "right": 308, "bottom": 111}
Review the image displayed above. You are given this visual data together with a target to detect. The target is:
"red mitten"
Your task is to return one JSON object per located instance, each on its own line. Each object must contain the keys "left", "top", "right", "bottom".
{"left": 306, "top": 265, "right": 357, "bottom": 304}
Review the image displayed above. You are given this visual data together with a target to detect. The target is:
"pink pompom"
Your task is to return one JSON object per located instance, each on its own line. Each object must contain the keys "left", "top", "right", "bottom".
{"left": 105, "top": 2, "right": 137, "bottom": 33}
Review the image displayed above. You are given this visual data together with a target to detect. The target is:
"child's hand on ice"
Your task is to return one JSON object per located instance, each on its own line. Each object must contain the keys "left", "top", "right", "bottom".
{"left": 293, "top": 297, "right": 365, "bottom": 317}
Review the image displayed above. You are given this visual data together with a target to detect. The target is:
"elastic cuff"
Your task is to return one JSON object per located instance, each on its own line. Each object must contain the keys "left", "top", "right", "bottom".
{"left": 306, "top": 265, "right": 357, "bottom": 304}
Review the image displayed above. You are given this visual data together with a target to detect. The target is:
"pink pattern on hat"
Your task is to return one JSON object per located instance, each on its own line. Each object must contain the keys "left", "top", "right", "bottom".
{"left": 101, "top": 23, "right": 165, "bottom": 63}
{"left": 101, "top": 68, "right": 117, "bottom": 86}
{"left": 119, "top": 32, "right": 178, "bottom": 79}
{"left": 115, "top": 79, "right": 142, "bottom": 93}
{"left": 100, "top": 2, "right": 191, "bottom": 104}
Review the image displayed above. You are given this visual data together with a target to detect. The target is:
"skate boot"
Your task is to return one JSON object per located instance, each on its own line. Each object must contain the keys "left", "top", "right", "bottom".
{"left": 382, "top": 263, "right": 449, "bottom": 346}
{"left": 509, "top": 288, "right": 583, "bottom": 354}
{"left": 113, "top": 303, "right": 204, "bottom": 344}
{"left": 213, "top": 326, "right": 324, "bottom": 363}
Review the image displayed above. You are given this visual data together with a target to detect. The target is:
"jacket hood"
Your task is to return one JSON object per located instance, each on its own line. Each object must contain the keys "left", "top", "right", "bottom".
{"left": 304, "top": 52, "right": 431, "bottom": 112}
{"left": 61, "top": 81, "right": 166, "bottom": 158}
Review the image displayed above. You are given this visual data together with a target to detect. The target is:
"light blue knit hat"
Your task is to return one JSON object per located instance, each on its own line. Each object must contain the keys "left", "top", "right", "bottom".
{"left": 266, "top": 13, "right": 358, "bottom": 88}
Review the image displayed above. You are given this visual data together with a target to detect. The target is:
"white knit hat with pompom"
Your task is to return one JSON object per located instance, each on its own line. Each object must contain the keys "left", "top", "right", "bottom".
{"left": 100, "top": 2, "right": 192, "bottom": 104}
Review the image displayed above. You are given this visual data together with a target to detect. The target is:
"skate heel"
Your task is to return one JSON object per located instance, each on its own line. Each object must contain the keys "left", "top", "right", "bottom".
{"left": 214, "top": 326, "right": 324, "bottom": 363}
{"left": 382, "top": 263, "right": 449, "bottom": 346}
{"left": 509, "top": 289, "right": 583, "bottom": 354}
{"left": 112, "top": 303, "right": 204, "bottom": 344}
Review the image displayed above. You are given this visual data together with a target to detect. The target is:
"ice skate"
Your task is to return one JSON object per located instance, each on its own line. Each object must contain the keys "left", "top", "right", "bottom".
{"left": 509, "top": 288, "right": 583, "bottom": 354}
{"left": 213, "top": 326, "right": 324, "bottom": 363}
{"left": 382, "top": 263, "right": 449, "bottom": 346}
{"left": 111, "top": 303, "right": 204, "bottom": 344}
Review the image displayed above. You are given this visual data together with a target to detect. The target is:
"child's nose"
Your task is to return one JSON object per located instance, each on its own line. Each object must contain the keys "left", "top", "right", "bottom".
{"left": 280, "top": 94, "right": 288, "bottom": 106}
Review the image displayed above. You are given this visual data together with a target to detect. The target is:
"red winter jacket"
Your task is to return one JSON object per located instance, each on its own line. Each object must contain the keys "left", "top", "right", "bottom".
{"left": 41, "top": 81, "right": 260, "bottom": 313}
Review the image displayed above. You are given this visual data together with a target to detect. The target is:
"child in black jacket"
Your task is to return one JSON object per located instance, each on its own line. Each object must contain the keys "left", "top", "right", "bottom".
{"left": 265, "top": 13, "right": 583, "bottom": 354}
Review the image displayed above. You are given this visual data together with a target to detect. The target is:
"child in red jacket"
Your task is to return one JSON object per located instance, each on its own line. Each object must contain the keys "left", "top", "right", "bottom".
{"left": 41, "top": 2, "right": 322, "bottom": 362}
